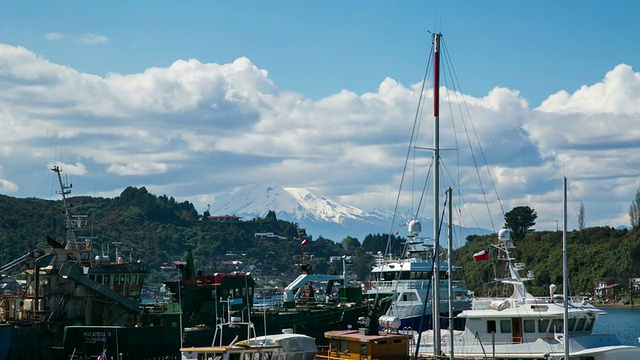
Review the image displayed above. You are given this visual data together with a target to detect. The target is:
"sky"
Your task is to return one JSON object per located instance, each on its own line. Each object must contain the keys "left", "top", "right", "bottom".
{"left": 0, "top": 1, "right": 639, "bottom": 234}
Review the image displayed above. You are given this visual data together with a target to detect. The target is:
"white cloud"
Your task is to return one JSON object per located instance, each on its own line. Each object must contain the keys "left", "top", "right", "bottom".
{"left": 79, "top": 33, "right": 109, "bottom": 45}
{"left": 44, "top": 32, "right": 65, "bottom": 41}
{"left": 1, "top": 43, "right": 640, "bottom": 231}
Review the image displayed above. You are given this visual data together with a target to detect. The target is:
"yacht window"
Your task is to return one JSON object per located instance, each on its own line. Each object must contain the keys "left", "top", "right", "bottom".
{"left": 229, "top": 354, "right": 240, "bottom": 360}
{"left": 584, "top": 317, "right": 594, "bottom": 331}
{"left": 487, "top": 320, "right": 496, "bottom": 333}
{"left": 400, "top": 272, "right": 411, "bottom": 280}
{"left": 551, "top": 319, "right": 563, "bottom": 333}
{"left": 538, "top": 319, "right": 550, "bottom": 333}
{"left": 574, "top": 317, "right": 586, "bottom": 332}
{"left": 568, "top": 318, "right": 576, "bottom": 332}
{"left": 523, "top": 319, "right": 535, "bottom": 333}
{"left": 500, "top": 320, "right": 511, "bottom": 333}
{"left": 360, "top": 344, "right": 367, "bottom": 356}
{"left": 401, "top": 293, "right": 418, "bottom": 302}
{"left": 104, "top": 275, "right": 111, "bottom": 285}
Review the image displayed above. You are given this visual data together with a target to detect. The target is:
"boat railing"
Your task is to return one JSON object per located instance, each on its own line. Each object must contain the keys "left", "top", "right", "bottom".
{"left": 472, "top": 295, "right": 590, "bottom": 310}
{"left": 372, "top": 280, "right": 433, "bottom": 291}
{"left": 372, "top": 279, "right": 468, "bottom": 293}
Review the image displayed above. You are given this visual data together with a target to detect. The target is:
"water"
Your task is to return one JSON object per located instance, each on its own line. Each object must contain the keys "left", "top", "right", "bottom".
{"left": 593, "top": 307, "right": 640, "bottom": 346}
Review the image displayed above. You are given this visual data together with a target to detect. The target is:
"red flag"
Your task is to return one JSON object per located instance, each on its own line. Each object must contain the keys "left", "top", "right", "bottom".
{"left": 473, "top": 248, "right": 490, "bottom": 262}
{"left": 301, "top": 238, "right": 309, "bottom": 246}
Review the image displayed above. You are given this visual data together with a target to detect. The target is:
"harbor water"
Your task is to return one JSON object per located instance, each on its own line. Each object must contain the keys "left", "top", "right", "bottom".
{"left": 593, "top": 307, "right": 640, "bottom": 346}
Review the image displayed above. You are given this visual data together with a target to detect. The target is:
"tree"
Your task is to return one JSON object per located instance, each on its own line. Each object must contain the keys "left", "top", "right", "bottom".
{"left": 341, "top": 236, "right": 361, "bottom": 252}
{"left": 504, "top": 206, "right": 537, "bottom": 240}
{"left": 630, "top": 188, "right": 640, "bottom": 229}
{"left": 578, "top": 202, "right": 585, "bottom": 231}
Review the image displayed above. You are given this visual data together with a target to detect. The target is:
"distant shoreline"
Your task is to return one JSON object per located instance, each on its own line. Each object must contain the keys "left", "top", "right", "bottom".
{"left": 594, "top": 302, "right": 640, "bottom": 309}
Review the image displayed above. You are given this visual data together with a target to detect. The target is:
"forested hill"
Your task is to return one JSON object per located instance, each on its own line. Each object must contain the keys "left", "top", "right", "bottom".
{"left": 456, "top": 227, "right": 640, "bottom": 297}
{"left": 0, "top": 186, "right": 390, "bottom": 285}
{"left": 1, "top": 186, "right": 639, "bottom": 294}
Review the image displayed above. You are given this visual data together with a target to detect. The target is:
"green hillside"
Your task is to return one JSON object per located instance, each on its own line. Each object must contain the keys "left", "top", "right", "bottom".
{"left": 1, "top": 186, "right": 639, "bottom": 297}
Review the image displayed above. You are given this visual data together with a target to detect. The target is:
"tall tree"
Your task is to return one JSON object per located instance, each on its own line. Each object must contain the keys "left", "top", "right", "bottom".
{"left": 630, "top": 188, "right": 640, "bottom": 229}
{"left": 578, "top": 202, "right": 585, "bottom": 231}
{"left": 504, "top": 206, "right": 537, "bottom": 240}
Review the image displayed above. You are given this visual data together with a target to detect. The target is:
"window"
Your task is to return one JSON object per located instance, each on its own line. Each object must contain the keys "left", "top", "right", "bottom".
{"left": 584, "top": 317, "right": 594, "bottom": 331}
{"left": 523, "top": 319, "right": 535, "bottom": 333}
{"left": 487, "top": 320, "right": 496, "bottom": 333}
{"left": 574, "top": 317, "right": 586, "bottom": 332}
{"left": 551, "top": 319, "right": 563, "bottom": 333}
{"left": 568, "top": 318, "right": 576, "bottom": 332}
{"left": 340, "top": 340, "right": 349, "bottom": 353}
{"left": 360, "top": 344, "right": 367, "bottom": 356}
{"left": 538, "top": 319, "right": 550, "bottom": 333}
{"left": 500, "top": 320, "right": 511, "bottom": 333}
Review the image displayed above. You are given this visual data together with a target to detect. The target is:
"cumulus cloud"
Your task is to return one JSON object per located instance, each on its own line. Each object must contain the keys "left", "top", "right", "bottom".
{"left": 1, "top": 43, "right": 640, "bottom": 231}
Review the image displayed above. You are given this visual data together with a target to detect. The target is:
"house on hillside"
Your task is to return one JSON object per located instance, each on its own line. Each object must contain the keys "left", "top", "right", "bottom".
{"left": 594, "top": 281, "right": 620, "bottom": 299}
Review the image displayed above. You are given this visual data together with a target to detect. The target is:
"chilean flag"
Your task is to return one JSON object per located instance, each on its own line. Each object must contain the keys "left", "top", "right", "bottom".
{"left": 301, "top": 238, "right": 309, "bottom": 246}
{"left": 473, "top": 248, "right": 490, "bottom": 262}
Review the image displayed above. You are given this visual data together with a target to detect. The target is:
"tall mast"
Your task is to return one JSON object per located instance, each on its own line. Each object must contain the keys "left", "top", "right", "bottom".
{"left": 563, "top": 177, "right": 569, "bottom": 360}
{"left": 432, "top": 32, "right": 442, "bottom": 357}
{"left": 446, "top": 187, "right": 454, "bottom": 360}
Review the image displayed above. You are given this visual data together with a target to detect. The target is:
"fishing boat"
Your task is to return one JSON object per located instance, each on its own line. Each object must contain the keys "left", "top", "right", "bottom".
{"left": 415, "top": 179, "right": 640, "bottom": 359}
{"left": 180, "top": 332, "right": 317, "bottom": 360}
{"left": 0, "top": 165, "right": 186, "bottom": 360}
{"left": 181, "top": 294, "right": 317, "bottom": 360}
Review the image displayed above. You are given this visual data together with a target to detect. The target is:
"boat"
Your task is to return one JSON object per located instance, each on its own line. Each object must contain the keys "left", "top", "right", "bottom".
{"left": 161, "top": 249, "right": 258, "bottom": 348}
{"left": 181, "top": 295, "right": 317, "bottom": 360}
{"left": 414, "top": 179, "right": 640, "bottom": 359}
{"left": 367, "top": 236, "right": 470, "bottom": 333}
{"left": 181, "top": 331, "right": 317, "bottom": 360}
{"left": 318, "top": 329, "right": 412, "bottom": 360}
{"left": 0, "top": 166, "right": 181, "bottom": 360}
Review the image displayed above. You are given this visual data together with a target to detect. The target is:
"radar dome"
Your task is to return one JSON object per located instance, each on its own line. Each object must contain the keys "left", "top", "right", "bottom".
{"left": 498, "top": 228, "right": 511, "bottom": 241}
{"left": 408, "top": 220, "right": 422, "bottom": 236}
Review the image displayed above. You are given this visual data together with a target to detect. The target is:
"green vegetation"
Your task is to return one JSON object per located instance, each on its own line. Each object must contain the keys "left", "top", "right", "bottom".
{"left": 1, "top": 187, "right": 639, "bottom": 299}
{"left": 504, "top": 206, "right": 537, "bottom": 240}
{"left": 458, "top": 227, "right": 640, "bottom": 298}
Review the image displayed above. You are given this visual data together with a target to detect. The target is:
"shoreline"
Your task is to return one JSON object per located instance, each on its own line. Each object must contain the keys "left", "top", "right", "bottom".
{"left": 593, "top": 302, "right": 639, "bottom": 309}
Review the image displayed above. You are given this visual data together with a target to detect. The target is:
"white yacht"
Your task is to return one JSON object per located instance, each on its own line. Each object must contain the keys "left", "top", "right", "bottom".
{"left": 415, "top": 228, "right": 640, "bottom": 360}
{"left": 368, "top": 220, "right": 470, "bottom": 332}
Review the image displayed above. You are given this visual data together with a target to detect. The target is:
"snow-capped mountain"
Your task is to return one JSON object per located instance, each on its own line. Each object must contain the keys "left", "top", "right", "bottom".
{"left": 210, "top": 183, "right": 490, "bottom": 244}
{"left": 210, "top": 184, "right": 394, "bottom": 241}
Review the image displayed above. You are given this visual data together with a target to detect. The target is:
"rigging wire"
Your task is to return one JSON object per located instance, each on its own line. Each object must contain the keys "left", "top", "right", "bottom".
{"left": 385, "top": 40, "right": 435, "bottom": 257}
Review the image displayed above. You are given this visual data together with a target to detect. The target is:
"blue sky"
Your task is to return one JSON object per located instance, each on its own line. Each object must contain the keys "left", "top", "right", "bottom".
{"left": 1, "top": 1, "right": 640, "bottom": 235}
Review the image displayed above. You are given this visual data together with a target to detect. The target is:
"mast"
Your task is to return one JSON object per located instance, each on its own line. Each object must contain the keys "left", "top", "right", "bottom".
{"left": 432, "top": 32, "right": 442, "bottom": 357}
{"left": 446, "top": 187, "right": 453, "bottom": 360}
{"left": 563, "top": 177, "right": 569, "bottom": 360}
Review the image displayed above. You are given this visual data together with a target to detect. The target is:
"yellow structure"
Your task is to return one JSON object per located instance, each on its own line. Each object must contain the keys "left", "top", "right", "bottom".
{"left": 318, "top": 330, "right": 412, "bottom": 360}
